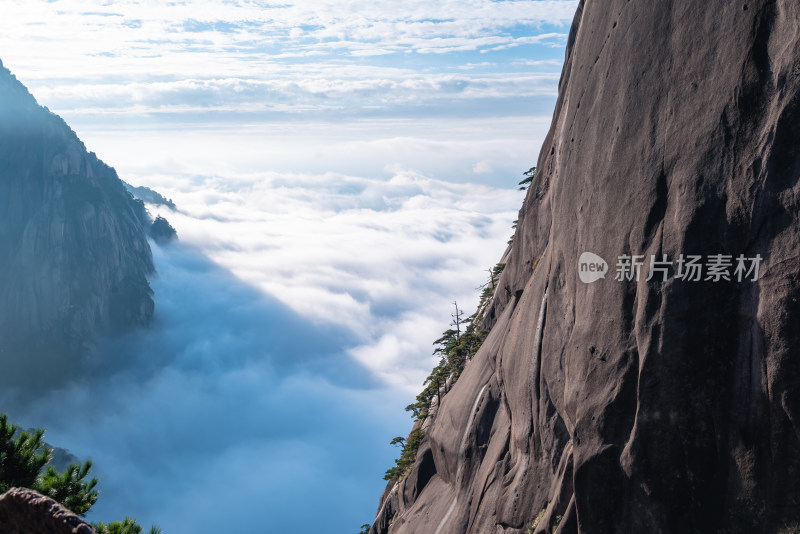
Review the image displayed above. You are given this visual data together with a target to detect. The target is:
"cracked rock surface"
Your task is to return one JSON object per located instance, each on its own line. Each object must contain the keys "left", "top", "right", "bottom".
{"left": 0, "top": 59, "right": 155, "bottom": 389}
{"left": 370, "top": 1, "right": 800, "bottom": 532}
{"left": 0, "top": 488, "right": 95, "bottom": 534}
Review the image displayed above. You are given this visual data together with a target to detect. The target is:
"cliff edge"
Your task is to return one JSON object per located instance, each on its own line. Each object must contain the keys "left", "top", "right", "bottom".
{"left": 0, "top": 59, "right": 155, "bottom": 387}
{"left": 371, "top": 1, "right": 800, "bottom": 532}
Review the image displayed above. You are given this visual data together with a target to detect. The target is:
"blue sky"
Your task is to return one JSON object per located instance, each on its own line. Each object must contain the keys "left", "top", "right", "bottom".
{"left": 1, "top": 0, "right": 573, "bottom": 126}
{"left": 0, "top": 1, "right": 576, "bottom": 532}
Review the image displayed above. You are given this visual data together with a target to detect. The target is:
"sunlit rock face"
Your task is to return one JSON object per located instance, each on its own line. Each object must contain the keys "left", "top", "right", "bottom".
{"left": 371, "top": 1, "right": 800, "bottom": 532}
{"left": 0, "top": 59, "right": 154, "bottom": 387}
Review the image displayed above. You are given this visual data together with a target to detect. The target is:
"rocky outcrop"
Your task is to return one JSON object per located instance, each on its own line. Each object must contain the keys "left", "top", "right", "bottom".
{"left": 149, "top": 216, "right": 178, "bottom": 246}
{"left": 123, "top": 182, "right": 176, "bottom": 211}
{"left": 0, "top": 59, "right": 155, "bottom": 387}
{"left": 371, "top": 1, "right": 800, "bottom": 533}
{"left": 0, "top": 488, "right": 95, "bottom": 534}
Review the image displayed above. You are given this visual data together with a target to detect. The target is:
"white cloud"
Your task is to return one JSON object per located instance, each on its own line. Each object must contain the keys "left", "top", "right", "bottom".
{"left": 137, "top": 163, "right": 522, "bottom": 390}
{"left": 1, "top": 0, "right": 578, "bottom": 65}
{"left": 472, "top": 160, "right": 493, "bottom": 174}
{"left": 0, "top": 118, "right": 534, "bottom": 531}
{"left": 27, "top": 71, "right": 560, "bottom": 117}
{"left": 0, "top": 0, "right": 575, "bottom": 119}
{"left": 44, "top": 112, "right": 551, "bottom": 391}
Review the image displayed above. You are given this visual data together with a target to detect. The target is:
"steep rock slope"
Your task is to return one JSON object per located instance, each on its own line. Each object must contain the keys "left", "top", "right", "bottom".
{"left": 371, "top": 1, "right": 800, "bottom": 532}
{"left": 0, "top": 60, "right": 155, "bottom": 386}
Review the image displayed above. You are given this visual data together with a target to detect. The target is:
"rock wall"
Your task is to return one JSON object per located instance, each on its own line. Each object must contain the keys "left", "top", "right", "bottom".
{"left": 0, "top": 488, "right": 95, "bottom": 534}
{"left": 0, "top": 59, "right": 155, "bottom": 387}
{"left": 371, "top": 1, "right": 800, "bottom": 532}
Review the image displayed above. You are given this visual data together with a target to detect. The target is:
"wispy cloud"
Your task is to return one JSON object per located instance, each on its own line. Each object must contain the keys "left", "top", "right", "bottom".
{"left": 0, "top": 0, "right": 576, "bottom": 118}
{"left": 27, "top": 72, "right": 561, "bottom": 119}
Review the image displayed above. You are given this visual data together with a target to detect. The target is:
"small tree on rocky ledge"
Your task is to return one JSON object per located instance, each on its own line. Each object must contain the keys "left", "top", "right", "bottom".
{"left": 518, "top": 166, "right": 536, "bottom": 190}
{"left": 450, "top": 301, "right": 464, "bottom": 340}
{"left": 383, "top": 428, "right": 424, "bottom": 481}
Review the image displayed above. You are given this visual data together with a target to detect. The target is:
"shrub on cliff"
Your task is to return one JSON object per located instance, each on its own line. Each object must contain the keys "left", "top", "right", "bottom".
{"left": 149, "top": 216, "right": 178, "bottom": 245}
{"left": 36, "top": 461, "right": 99, "bottom": 515}
{"left": 384, "top": 428, "right": 424, "bottom": 481}
{"left": 0, "top": 415, "right": 51, "bottom": 493}
{"left": 404, "top": 313, "right": 487, "bottom": 421}
{"left": 0, "top": 413, "right": 161, "bottom": 532}
{"left": 0, "top": 414, "right": 98, "bottom": 515}
{"left": 95, "top": 517, "right": 162, "bottom": 534}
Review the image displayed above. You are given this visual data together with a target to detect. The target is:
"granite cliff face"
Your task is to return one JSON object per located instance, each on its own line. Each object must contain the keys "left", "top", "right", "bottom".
{"left": 0, "top": 59, "right": 155, "bottom": 386}
{"left": 371, "top": 1, "right": 800, "bottom": 533}
{"left": 0, "top": 488, "right": 95, "bottom": 534}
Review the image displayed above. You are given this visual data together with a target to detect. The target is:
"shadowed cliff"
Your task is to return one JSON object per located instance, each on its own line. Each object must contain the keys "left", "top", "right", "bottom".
{"left": 0, "top": 59, "right": 155, "bottom": 390}
{"left": 370, "top": 1, "right": 800, "bottom": 533}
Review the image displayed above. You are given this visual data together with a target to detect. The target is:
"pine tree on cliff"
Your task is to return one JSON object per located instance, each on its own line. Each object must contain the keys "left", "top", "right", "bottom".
{"left": 0, "top": 413, "right": 161, "bottom": 532}
{"left": 0, "top": 414, "right": 97, "bottom": 513}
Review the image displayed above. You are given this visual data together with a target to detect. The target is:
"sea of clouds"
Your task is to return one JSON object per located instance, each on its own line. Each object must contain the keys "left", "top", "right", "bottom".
{"left": 1, "top": 120, "right": 540, "bottom": 532}
{"left": 0, "top": 0, "right": 576, "bottom": 530}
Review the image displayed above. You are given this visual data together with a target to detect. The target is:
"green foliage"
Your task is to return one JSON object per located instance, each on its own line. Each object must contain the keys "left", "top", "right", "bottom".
{"left": 149, "top": 216, "right": 177, "bottom": 245}
{"left": 94, "top": 518, "right": 162, "bottom": 534}
{"left": 2, "top": 413, "right": 97, "bottom": 516}
{"left": 384, "top": 428, "right": 424, "bottom": 481}
{"left": 518, "top": 166, "right": 536, "bottom": 190}
{"left": 510, "top": 166, "right": 537, "bottom": 244}
{"left": 93, "top": 518, "right": 139, "bottom": 534}
{"left": 477, "top": 263, "right": 505, "bottom": 315}
{"left": 526, "top": 508, "right": 547, "bottom": 533}
{"left": 387, "top": 272, "right": 495, "bottom": 484}
{"left": 0, "top": 414, "right": 50, "bottom": 493}
{"left": 124, "top": 182, "right": 176, "bottom": 210}
{"left": 358, "top": 523, "right": 371, "bottom": 534}
{"left": 404, "top": 298, "right": 491, "bottom": 424}
{"left": 35, "top": 461, "right": 98, "bottom": 516}
{"left": 1, "top": 414, "right": 161, "bottom": 532}
{"left": 403, "top": 316, "right": 487, "bottom": 423}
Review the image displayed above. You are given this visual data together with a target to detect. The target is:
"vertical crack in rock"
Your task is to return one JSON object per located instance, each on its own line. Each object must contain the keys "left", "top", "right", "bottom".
{"left": 434, "top": 383, "right": 489, "bottom": 534}
{"left": 531, "top": 287, "right": 550, "bottom": 435}
{"left": 373, "top": 481, "right": 399, "bottom": 524}
{"left": 502, "top": 287, "right": 549, "bottom": 521}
